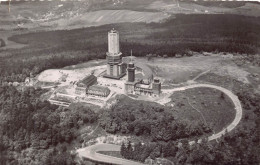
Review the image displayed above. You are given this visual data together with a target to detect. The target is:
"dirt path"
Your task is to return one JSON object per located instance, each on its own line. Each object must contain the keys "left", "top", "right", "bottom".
{"left": 186, "top": 96, "right": 208, "bottom": 125}
{"left": 191, "top": 69, "right": 211, "bottom": 82}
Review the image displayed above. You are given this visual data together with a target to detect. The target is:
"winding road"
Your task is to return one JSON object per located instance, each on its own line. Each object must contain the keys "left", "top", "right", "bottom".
{"left": 77, "top": 143, "right": 145, "bottom": 165}
{"left": 77, "top": 83, "right": 243, "bottom": 165}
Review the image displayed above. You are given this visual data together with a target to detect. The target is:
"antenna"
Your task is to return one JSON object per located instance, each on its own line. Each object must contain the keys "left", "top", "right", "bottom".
{"left": 8, "top": 0, "right": 11, "bottom": 13}
{"left": 130, "top": 49, "right": 133, "bottom": 63}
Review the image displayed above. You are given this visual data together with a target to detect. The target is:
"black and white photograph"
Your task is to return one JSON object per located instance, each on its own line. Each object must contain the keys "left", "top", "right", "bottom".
{"left": 0, "top": 0, "right": 259, "bottom": 164}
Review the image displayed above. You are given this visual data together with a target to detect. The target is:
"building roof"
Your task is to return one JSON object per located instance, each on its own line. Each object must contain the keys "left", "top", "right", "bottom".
{"left": 135, "top": 83, "right": 151, "bottom": 89}
{"left": 88, "top": 85, "right": 110, "bottom": 93}
{"left": 77, "top": 74, "right": 97, "bottom": 87}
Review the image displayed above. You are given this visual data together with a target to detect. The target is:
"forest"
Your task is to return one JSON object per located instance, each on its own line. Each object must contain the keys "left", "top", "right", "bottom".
{"left": 0, "top": 86, "right": 97, "bottom": 164}
{"left": 99, "top": 96, "right": 211, "bottom": 140}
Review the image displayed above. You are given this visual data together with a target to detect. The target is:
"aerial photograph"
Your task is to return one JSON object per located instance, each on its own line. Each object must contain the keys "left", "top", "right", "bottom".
{"left": 0, "top": 0, "right": 259, "bottom": 164}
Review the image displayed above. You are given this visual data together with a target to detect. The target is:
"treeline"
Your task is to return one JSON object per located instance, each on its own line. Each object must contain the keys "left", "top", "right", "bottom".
{"left": 99, "top": 96, "right": 211, "bottom": 141}
{"left": 9, "top": 15, "right": 260, "bottom": 56}
{"left": 0, "top": 86, "right": 98, "bottom": 164}
{"left": 0, "top": 50, "right": 105, "bottom": 83}
{"left": 121, "top": 129, "right": 259, "bottom": 165}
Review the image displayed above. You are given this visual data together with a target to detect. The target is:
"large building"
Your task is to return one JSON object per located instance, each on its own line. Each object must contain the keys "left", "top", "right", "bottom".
{"left": 103, "top": 29, "right": 126, "bottom": 79}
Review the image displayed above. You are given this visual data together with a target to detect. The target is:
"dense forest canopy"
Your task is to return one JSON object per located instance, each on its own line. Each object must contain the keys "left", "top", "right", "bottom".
{"left": 0, "top": 86, "right": 97, "bottom": 164}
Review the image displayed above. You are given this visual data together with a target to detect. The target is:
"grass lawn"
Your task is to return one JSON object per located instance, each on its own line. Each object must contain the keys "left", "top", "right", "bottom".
{"left": 197, "top": 73, "right": 254, "bottom": 94}
{"left": 168, "top": 87, "right": 236, "bottom": 132}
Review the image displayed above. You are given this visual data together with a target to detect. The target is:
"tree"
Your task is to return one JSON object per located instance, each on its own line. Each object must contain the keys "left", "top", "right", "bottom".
{"left": 120, "top": 142, "right": 127, "bottom": 157}
{"left": 220, "top": 92, "right": 225, "bottom": 100}
{"left": 149, "top": 144, "right": 162, "bottom": 160}
{"left": 162, "top": 141, "right": 178, "bottom": 157}
{"left": 132, "top": 142, "right": 143, "bottom": 161}
{"left": 0, "top": 38, "right": 6, "bottom": 47}
{"left": 125, "top": 141, "right": 133, "bottom": 159}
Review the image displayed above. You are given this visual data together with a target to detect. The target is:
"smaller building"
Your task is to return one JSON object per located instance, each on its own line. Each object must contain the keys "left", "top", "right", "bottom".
{"left": 75, "top": 87, "right": 86, "bottom": 95}
{"left": 75, "top": 74, "right": 97, "bottom": 95}
{"left": 125, "top": 81, "right": 136, "bottom": 94}
{"left": 135, "top": 83, "right": 153, "bottom": 96}
{"left": 87, "top": 85, "right": 111, "bottom": 97}
{"left": 152, "top": 78, "right": 161, "bottom": 95}
{"left": 77, "top": 74, "right": 97, "bottom": 88}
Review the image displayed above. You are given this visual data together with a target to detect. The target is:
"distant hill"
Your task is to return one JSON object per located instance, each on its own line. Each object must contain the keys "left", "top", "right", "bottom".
{"left": 191, "top": 1, "right": 247, "bottom": 8}
{"left": 191, "top": 1, "right": 260, "bottom": 8}
{"left": 0, "top": 0, "right": 259, "bottom": 32}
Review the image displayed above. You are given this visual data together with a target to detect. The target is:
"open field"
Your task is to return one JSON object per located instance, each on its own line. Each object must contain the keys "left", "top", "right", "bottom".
{"left": 38, "top": 64, "right": 106, "bottom": 82}
{"left": 168, "top": 87, "right": 235, "bottom": 132}
{"left": 0, "top": 1, "right": 168, "bottom": 31}
{"left": 135, "top": 54, "right": 251, "bottom": 85}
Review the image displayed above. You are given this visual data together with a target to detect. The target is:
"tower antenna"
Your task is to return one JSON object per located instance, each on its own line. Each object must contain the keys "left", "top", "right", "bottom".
{"left": 8, "top": 0, "right": 11, "bottom": 13}
{"left": 130, "top": 49, "right": 133, "bottom": 63}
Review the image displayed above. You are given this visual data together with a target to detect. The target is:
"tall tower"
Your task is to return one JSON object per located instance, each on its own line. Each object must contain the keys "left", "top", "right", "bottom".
{"left": 108, "top": 29, "right": 120, "bottom": 55}
{"left": 104, "top": 29, "right": 126, "bottom": 79}
{"left": 127, "top": 50, "right": 135, "bottom": 82}
{"left": 125, "top": 50, "right": 136, "bottom": 94}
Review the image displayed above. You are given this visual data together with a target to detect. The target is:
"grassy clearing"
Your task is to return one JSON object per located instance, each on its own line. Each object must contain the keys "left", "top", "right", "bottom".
{"left": 168, "top": 87, "right": 236, "bottom": 132}
{"left": 197, "top": 73, "right": 254, "bottom": 94}
{"left": 97, "top": 151, "right": 123, "bottom": 159}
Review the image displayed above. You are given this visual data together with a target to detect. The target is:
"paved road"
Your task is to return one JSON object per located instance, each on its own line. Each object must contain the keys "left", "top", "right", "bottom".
{"left": 77, "top": 143, "right": 145, "bottom": 165}
{"left": 78, "top": 83, "right": 243, "bottom": 164}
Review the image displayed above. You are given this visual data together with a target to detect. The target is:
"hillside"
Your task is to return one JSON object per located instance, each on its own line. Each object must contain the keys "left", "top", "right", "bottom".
{"left": 1, "top": 0, "right": 260, "bottom": 32}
